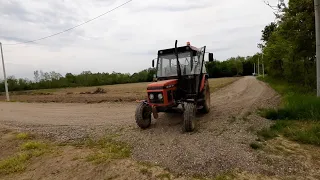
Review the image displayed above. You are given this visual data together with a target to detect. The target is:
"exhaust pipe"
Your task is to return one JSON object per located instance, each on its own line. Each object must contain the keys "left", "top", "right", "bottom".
{"left": 175, "top": 40, "right": 182, "bottom": 79}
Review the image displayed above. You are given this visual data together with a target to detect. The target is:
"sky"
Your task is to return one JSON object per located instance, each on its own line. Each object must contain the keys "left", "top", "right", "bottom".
{"left": 0, "top": 0, "right": 280, "bottom": 79}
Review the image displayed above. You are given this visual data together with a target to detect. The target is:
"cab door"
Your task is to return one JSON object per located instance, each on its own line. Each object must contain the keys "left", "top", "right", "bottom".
{"left": 195, "top": 46, "right": 206, "bottom": 94}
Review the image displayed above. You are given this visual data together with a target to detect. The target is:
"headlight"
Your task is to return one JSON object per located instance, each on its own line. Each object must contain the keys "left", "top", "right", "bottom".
{"left": 149, "top": 94, "right": 154, "bottom": 100}
{"left": 158, "top": 93, "right": 163, "bottom": 99}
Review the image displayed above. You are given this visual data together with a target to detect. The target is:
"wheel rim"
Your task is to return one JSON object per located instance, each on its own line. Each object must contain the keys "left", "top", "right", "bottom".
{"left": 142, "top": 106, "right": 151, "bottom": 120}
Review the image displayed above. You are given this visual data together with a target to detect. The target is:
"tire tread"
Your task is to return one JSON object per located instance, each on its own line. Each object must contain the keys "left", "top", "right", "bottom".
{"left": 135, "top": 102, "right": 151, "bottom": 129}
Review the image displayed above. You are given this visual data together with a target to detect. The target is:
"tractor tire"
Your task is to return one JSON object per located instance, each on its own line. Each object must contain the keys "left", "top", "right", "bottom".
{"left": 135, "top": 102, "right": 152, "bottom": 129}
{"left": 199, "top": 81, "right": 210, "bottom": 114}
{"left": 183, "top": 103, "right": 196, "bottom": 132}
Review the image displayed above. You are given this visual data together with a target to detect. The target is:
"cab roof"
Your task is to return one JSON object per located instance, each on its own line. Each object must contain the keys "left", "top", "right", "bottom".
{"left": 157, "top": 45, "right": 201, "bottom": 56}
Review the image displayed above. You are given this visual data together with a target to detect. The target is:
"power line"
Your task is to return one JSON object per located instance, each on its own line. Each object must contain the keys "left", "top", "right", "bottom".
{"left": 3, "top": 0, "right": 133, "bottom": 46}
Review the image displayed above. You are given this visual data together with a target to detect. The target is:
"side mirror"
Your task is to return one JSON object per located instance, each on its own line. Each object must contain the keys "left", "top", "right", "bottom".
{"left": 152, "top": 59, "right": 155, "bottom": 67}
{"left": 153, "top": 74, "right": 157, "bottom": 82}
{"left": 208, "top": 53, "right": 214, "bottom": 62}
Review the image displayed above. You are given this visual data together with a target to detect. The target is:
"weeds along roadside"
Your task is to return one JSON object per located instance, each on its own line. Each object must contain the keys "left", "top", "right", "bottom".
{"left": 256, "top": 76, "right": 320, "bottom": 146}
{"left": 0, "top": 132, "right": 132, "bottom": 176}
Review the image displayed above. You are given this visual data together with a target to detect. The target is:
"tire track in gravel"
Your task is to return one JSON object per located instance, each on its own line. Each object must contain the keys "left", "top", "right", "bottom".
{"left": 0, "top": 76, "right": 282, "bottom": 176}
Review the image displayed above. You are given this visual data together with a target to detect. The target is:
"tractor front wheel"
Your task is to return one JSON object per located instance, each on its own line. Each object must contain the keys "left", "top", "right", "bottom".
{"left": 183, "top": 103, "right": 196, "bottom": 132}
{"left": 135, "top": 102, "right": 152, "bottom": 129}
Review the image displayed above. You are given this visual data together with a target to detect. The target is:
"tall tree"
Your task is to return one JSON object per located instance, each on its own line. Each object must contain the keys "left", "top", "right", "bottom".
{"left": 262, "top": 0, "right": 316, "bottom": 87}
{"left": 34, "top": 70, "right": 40, "bottom": 83}
{"left": 261, "top": 22, "right": 277, "bottom": 43}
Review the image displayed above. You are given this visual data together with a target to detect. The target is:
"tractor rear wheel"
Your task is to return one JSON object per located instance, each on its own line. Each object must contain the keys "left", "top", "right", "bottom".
{"left": 135, "top": 102, "right": 152, "bottom": 129}
{"left": 199, "top": 81, "right": 210, "bottom": 114}
{"left": 183, "top": 103, "right": 196, "bottom": 132}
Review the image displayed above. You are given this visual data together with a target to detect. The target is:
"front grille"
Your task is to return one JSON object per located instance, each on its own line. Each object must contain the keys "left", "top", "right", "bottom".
{"left": 147, "top": 86, "right": 163, "bottom": 90}
{"left": 167, "top": 90, "right": 172, "bottom": 102}
{"left": 148, "top": 92, "right": 164, "bottom": 103}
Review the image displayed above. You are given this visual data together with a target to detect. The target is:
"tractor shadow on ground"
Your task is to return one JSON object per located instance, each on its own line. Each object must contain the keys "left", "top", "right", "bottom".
{"left": 150, "top": 112, "right": 183, "bottom": 129}
{"left": 148, "top": 110, "right": 210, "bottom": 132}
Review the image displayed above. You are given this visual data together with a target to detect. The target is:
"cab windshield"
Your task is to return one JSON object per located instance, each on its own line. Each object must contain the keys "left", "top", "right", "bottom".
{"left": 156, "top": 52, "right": 202, "bottom": 77}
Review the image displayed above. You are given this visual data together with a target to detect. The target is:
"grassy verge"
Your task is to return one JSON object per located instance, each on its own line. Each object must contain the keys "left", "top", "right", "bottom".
{"left": 80, "top": 136, "right": 131, "bottom": 164}
{"left": 257, "top": 76, "right": 320, "bottom": 146}
{"left": 0, "top": 132, "right": 132, "bottom": 176}
{"left": 0, "top": 133, "right": 50, "bottom": 175}
{"left": 258, "top": 120, "right": 320, "bottom": 145}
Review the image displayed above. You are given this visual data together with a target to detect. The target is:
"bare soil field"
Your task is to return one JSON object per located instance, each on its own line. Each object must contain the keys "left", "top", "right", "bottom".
{"left": 0, "top": 76, "right": 319, "bottom": 180}
{"left": 0, "top": 77, "right": 241, "bottom": 103}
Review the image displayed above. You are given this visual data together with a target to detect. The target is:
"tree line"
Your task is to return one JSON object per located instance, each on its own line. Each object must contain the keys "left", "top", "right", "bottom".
{"left": 205, "top": 55, "right": 260, "bottom": 78}
{"left": 260, "top": 0, "right": 316, "bottom": 91}
{"left": 0, "top": 56, "right": 257, "bottom": 92}
{"left": 0, "top": 69, "right": 156, "bottom": 91}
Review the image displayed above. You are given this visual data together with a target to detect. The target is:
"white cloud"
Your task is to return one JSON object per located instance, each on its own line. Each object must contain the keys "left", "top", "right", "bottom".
{"left": 0, "top": 0, "right": 279, "bottom": 79}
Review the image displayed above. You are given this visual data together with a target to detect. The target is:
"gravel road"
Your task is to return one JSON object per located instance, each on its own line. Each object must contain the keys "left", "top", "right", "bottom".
{"left": 0, "top": 76, "right": 282, "bottom": 176}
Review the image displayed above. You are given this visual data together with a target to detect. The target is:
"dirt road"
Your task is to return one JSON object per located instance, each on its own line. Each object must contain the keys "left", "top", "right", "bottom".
{"left": 0, "top": 76, "right": 286, "bottom": 177}
{"left": 0, "top": 76, "right": 275, "bottom": 126}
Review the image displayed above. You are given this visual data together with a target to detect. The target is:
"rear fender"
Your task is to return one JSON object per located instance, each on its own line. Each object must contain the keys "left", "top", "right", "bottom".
{"left": 200, "top": 75, "right": 208, "bottom": 92}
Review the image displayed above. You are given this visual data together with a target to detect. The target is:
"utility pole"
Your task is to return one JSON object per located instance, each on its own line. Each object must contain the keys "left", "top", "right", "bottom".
{"left": 315, "top": 0, "right": 320, "bottom": 96}
{"left": 258, "top": 57, "right": 260, "bottom": 76}
{"left": 262, "top": 53, "right": 265, "bottom": 78}
{"left": 0, "top": 42, "right": 10, "bottom": 101}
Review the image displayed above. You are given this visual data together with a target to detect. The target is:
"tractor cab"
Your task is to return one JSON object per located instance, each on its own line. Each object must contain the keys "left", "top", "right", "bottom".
{"left": 149, "top": 42, "right": 208, "bottom": 103}
{"left": 135, "top": 40, "right": 213, "bottom": 132}
{"left": 154, "top": 43, "right": 206, "bottom": 80}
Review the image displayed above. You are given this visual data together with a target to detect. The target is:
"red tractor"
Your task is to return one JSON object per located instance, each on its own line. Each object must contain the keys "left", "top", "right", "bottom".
{"left": 135, "top": 40, "right": 214, "bottom": 132}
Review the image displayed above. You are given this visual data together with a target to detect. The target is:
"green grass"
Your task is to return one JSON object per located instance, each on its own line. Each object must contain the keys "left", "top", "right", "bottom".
{"left": 84, "top": 136, "right": 131, "bottom": 164}
{"left": 139, "top": 168, "right": 152, "bottom": 177}
{"left": 260, "top": 95, "right": 320, "bottom": 121}
{"left": 191, "top": 172, "right": 235, "bottom": 180}
{"left": 258, "top": 120, "right": 320, "bottom": 146}
{"left": 257, "top": 127, "right": 278, "bottom": 140}
{"left": 281, "top": 121, "right": 320, "bottom": 145}
{"left": 214, "top": 172, "right": 236, "bottom": 180}
{"left": 21, "top": 141, "right": 49, "bottom": 156}
{"left": 257, "top": 76, "right": 316, "bottom": 96}
{"left": 137, "top": 161, "right": 156, "bottom": 168}
{"left": 258, "top": 76, "right": 320, "bottom": 121}
{"left": 0, "top": 152, "right": 31, "bottom": 174}
{"left": 21, "top": 141, "right": 47, "bottom": 150}
{"left": 257, "top": 76, "right": 320, "bottom": 146}
{"left": 16, "top": 133, "right": 30, "bottom": 140}
{"left": 192, "top": 174, "right": 209, "bottom": 180}
{"left": 0, "top": 140, "right": 50, "bottom": 175}
{"left": 257, "top": 120, "right": 291, "bottom": 140}
{"left": 156, "top": 173, "right": 171, "bottom": 180}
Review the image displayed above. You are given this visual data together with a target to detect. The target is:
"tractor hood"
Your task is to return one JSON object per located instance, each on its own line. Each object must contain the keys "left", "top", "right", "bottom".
{"left": 147, "top": 79, "right": 178, "bottom": 90}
